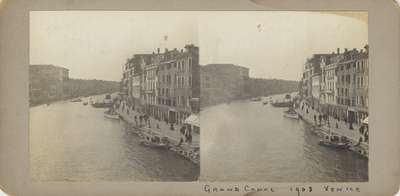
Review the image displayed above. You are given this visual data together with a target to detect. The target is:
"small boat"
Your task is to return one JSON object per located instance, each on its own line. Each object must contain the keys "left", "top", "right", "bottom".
{"left": 104, "top": 110, "right": 119, "bottom": 119}
{"left": 83, "top": 102, "right": 88, "bottom": 106}
{"left": 263, "top": 101, "right": 268, "bottom": 105}
{"left": 250, "top": 97, "right": 262, "bottom": 102}
{"left": 319, "top": 132, "right": 350, "bottom": 149}
{"left": 140, "top": 132, "right": 170, "bottom": 149}
{"left": 92, "top": 102, "right": 113, "bottom": 108}
{"left": 283, "top": 109, "right": 299, "bottom": 119}
{"left": 271, "top": 101, "right": 292, "bottom": 107}
{"left": 91, "top": 94, "right": 113, "bottom": 108}
{"left": 70, "top": 98, "right": 82, "bottom": 102}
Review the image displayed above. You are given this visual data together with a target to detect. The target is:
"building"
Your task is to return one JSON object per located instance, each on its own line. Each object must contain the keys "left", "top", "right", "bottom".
{"left": 122, "top": 54, "right": 152, "bottom": 113}
{"left": 301, "top": 54, "right": 333, "bottom": 109}
{"left": 333, "top": 46, "right": 369, "bottom": 124}
{"left": 301, "top": 45, "right": 369, "bottom": 125}
{"left": 200, "top": 64, "right": 249, "bottom": 107}
{"left": 121, "top": 44, "right": 200, "bottom": 125}
{"left": 29, "top": 64, "right": 69, "bottom": 105}
{"left": 155, "top": 45, "right": 200, "bottom": 124}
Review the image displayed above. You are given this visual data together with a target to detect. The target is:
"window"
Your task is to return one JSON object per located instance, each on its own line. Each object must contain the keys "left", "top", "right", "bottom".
{"left": 360, "top": 77, "right": 363, "bottom": 87}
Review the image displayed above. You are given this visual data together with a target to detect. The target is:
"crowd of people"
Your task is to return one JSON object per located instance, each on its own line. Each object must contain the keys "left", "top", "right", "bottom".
{"left": 298, "top": 101, "right": 352, "bottom": 130}
{"left": 297, "top": 100, "right": 369, "bottom": 144}
{"left": 114, "top": 97, "right": 194, "bottom": 145}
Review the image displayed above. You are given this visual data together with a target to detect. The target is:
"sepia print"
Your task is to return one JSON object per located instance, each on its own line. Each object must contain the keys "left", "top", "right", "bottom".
{"left": 29, "top": 11, "right": 368, "bottom": 182}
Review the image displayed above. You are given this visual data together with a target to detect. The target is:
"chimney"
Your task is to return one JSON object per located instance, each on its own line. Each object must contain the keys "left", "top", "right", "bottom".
{"left": 364, "top": 44, "right": 369, "bottom": 53}
{"left": 337, "top": 48, "right": 340, "bottom": 54}
{"left": 344, "top": 48, "right": 348, "bottom": 53}
{"left": 157, "top": 48, "right": 160, "bottom": 54}
{"left": 180, "top": 49, "right": 183, "bottom": 53}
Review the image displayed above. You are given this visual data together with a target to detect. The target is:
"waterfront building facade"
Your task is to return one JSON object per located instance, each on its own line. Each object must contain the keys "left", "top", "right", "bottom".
{"left": 121, "top": 44, "right": 200, "bottom": 125}
{"left": 300, "top": 45, "right": 369, "bottom": 125}
{"left": 122, "top": 54, "right": 151, "bottom": 113}
{"left": 200, "top": 64, "right": 249, "bottom": 107}
{"left": 302, "top": 54, "right": 333, "bottom": 109}
{"left": 333, "top": 46, "right": 369, "bottom": 124}
{"left": 29, "top": 64, "right": 69, "bottom": 105}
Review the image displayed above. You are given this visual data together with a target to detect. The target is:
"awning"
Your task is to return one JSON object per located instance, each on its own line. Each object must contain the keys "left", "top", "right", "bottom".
{"left": 362, "top": 117, "right": 368, "bottom": 124}
{"left": 184, "top": 114, "right": 199, "bottom": 127}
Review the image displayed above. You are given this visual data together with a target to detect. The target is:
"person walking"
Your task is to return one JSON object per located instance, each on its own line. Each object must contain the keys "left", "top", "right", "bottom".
{"left": 313, "top": 115, "right": 317, "bottom": 125}
{"left": 318, "top": 114, "right": 322, "bottom": 125}
{"left": 134, "top": 116, "right": 138, "bottom": 127}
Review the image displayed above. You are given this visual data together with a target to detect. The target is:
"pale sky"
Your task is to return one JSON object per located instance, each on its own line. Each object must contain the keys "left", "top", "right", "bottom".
{"left": 30, "top": 11, "right": 368, "bottom": 81}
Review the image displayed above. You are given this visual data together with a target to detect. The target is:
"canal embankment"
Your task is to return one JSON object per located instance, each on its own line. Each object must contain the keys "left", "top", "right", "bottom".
{"left": 116, "top": 105, "right": 200, "bottom": 165}
{"left": 295, "top": 100, "right": 369, "bottom": 159}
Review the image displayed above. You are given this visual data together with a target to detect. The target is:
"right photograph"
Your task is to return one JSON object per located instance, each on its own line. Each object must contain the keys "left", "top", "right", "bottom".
{"left": 199, "top": 11, "right": 368, "bottom": 182}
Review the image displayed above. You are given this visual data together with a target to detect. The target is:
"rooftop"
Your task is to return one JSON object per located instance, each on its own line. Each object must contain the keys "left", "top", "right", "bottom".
{"left": 30, "top": 64, "right": 69, "bottom": 71}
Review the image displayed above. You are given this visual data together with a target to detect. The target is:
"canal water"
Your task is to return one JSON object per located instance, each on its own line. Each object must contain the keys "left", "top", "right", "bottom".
{"left": 30, "top": 94, "right": 368, "bottom": 182}
{"left": 30, "top": 96, "right": 199, "bottom": 181}
{"left": 200, "top": 94, "right": 368, "bottom": 182}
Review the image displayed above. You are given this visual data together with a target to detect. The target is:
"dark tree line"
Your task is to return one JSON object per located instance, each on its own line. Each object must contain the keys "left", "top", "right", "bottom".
{"left": 242, "top": 78, "right": 299, "bottom": 98}
{"left": 63, "top": 79, "right": 120, "bottom": 98}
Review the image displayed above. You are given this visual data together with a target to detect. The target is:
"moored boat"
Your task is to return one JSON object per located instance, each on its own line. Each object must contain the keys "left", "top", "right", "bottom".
{"left": 104, "top": 110, "right": 119, "bottom": 119}
{"left": 250, "top": 97, "right": 262, "bottom": 102}
{"left": 140, "top": 132, "right": 170, "bottom": 149}
{"left": 91, "top": 94, "right": 113, "bottom": 108}
{"left": 70, "top": 98, "right": 82, "bottom": 102}
{"left": 92, "top": 102, "right": 113, "bottom": 108}
{"left": 271, "top": 101, "right": 292, "bottom": 107}
{"left": 83, "top": 102, "right": 88, "bottom": 106}
{"left": 319, "top": 132, "right": 350, "bottom": 149}
{"left": 283, "top": 109, "right": 299, "bottom": 119}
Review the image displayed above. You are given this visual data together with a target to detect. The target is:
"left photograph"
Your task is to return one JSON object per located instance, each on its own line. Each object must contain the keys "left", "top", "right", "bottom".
{"left": 29, "top": 11, "right": 200, "bottom": 181}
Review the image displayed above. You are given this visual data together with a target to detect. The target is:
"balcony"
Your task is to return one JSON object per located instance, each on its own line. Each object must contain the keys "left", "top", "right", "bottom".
{"left": 322, "top": 89, "right": 333, "bottom": 94}
{"left": 145, "top": 89, "right": 155, "bottom": 94}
